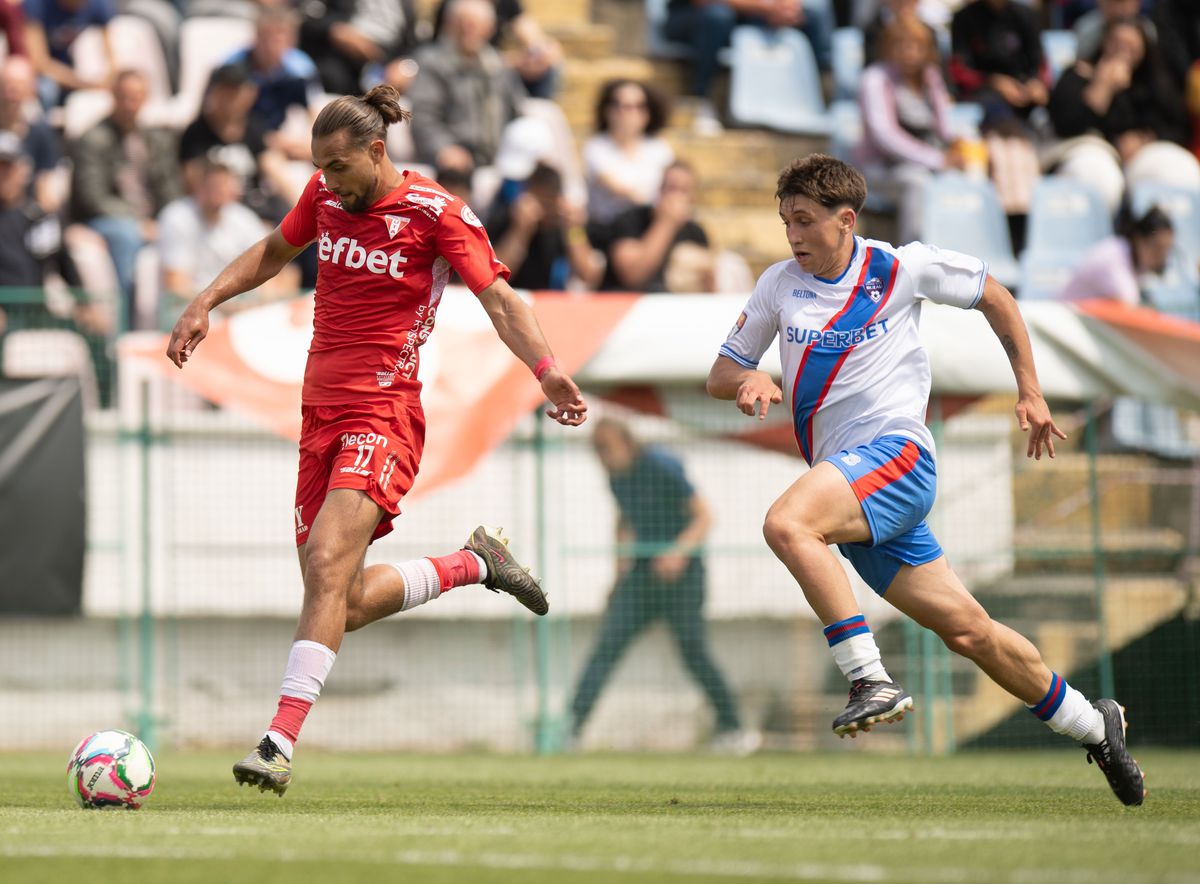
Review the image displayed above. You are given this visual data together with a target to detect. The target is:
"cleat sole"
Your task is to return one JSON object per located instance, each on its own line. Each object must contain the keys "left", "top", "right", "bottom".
{"left": 833, "top": 696, "right": 914, "bottom": 736}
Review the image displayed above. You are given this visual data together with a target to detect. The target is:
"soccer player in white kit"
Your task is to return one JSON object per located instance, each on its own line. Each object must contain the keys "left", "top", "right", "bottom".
{"left": 708, "top": 155, "right": 1145, "bottom": 806}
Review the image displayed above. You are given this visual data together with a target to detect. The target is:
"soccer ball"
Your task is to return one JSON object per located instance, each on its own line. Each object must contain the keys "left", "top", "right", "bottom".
{"left": 67, "top": 730, "right": 156, "bottom": 809}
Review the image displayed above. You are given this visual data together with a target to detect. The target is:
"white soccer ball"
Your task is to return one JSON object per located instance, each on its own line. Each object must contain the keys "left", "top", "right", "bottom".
{"left": 67, "top": 730, "right": 156, "bottom": 809}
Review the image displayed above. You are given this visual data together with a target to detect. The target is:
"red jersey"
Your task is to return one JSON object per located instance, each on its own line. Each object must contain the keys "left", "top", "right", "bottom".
{"left": 280, "top": 170, "right": 509, "bottom": 404}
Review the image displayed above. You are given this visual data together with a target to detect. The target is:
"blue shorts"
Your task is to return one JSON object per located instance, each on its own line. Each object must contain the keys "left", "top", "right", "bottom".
{"left": 826, "top": 435, "right": 943, "bottom": 595}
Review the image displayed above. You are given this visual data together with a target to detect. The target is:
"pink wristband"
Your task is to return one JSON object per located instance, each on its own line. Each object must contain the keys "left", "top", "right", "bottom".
{"left": 533, "top": 356, "right": 557, "bottom": 381}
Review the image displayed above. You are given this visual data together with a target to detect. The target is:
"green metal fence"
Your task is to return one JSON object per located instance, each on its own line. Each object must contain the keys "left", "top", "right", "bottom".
{"left": 2, "top": 286, "right": 1198, "bottom": 757}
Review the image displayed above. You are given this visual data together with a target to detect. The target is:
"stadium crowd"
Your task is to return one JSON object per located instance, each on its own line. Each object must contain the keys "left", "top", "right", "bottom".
{"left": 0, "top": 0, "right": 1196, "bottom": 380}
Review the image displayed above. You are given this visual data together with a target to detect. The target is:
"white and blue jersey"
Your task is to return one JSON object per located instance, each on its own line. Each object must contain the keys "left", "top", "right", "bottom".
{"left": 719, "top": 236, "right": 987, "bottom": 465}
{"left": 719, "top": 236, "right": 988, "bottom": 594}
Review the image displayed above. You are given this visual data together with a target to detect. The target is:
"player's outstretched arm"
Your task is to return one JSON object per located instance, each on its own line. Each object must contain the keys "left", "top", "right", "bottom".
{"left": 975, "top": 275, "right": 1068, "bottom": 459}
{"left": 166, "top": 227, "right": 307, "bottom": 368}
{"left": 706, "top": 355, "right": 783, "bottom": 420}
{"left": 477, "top": 278, "right": 588, "bottom": 426}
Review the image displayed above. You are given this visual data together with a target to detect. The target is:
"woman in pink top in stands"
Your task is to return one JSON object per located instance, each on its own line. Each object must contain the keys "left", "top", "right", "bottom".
{"left": 1059, "top": 205, "right": 1175, "bottom": 306}
{"left": 857, "top": 15, "right": 964, "bottom": 244}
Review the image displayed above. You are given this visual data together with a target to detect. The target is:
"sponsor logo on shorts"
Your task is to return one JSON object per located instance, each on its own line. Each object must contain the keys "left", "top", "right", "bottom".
{"left": 841, "top": 453, "right": 862, "bottom": 467}
{"left": 338, "top": 466, "right": 371, "bottom": 476}
{"left": 864, "top": 277, "right": 885, "bottom": 302}
{"left": 294, "top": 506, "right": 309, "bottom": 536}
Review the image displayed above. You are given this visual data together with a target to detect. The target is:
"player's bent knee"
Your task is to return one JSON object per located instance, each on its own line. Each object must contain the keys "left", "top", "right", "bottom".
{"left": 762, "top": 510, "right": 823, "bottom": 556}
{"left": 938, "top": 617, "right": 996, "bottom": 661}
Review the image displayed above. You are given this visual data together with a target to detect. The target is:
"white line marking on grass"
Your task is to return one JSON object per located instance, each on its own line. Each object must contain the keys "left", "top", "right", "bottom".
{"left": 2, "top": 843, "right": 1197, "bottom": 883}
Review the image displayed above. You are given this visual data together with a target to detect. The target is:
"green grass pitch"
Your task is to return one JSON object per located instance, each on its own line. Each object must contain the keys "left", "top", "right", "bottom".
{"left": 3, "top": 750, "right": 1198, "bottom": 883}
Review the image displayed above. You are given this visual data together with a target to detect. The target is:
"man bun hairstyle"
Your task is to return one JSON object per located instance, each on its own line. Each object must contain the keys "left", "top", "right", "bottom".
{"left": 312, "top": 84, "right": 412, "bottom": 148}
{"left": 775, "top": 153, "right": 867, "bottom": 213}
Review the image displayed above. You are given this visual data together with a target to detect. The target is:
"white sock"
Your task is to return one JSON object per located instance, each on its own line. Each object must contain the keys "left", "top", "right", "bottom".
{"left": 265, "top": 730, "right": 294, "bottom": 760}
{"left": 823, "top": 614, "right": 889, "bottom": 682}
{"left": 279, "top": 639, "right": 336, "bottom": 703}
{"left": 394, "top": 559, "right": 442, "bottom": 611}
{"left": 1027, "top": 672, "right": 1105, "bottom": 744}
{"left": 469, "top": 551, "right": 487, "bottom": 577}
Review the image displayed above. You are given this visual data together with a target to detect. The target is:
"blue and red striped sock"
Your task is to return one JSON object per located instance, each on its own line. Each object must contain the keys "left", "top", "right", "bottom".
{"left": 823, "top": 614, "right": 888, "bottom": 682}
{"left": 1027, "top": 672, "right": 1105, "bottom": 743}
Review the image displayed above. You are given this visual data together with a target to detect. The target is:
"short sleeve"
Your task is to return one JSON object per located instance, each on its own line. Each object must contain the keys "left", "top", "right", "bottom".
{"left": 896, "top": 240, "right": 988, "bottom": 309}
{"left": 279, "top": 172, "right": 320, "bottom": 247}
{"left": 435, "top": 201, "right": 510, "bottom": 295}
{"left": 717, "top": 266, "right": 780, "bottom": 369}
{"left": 649, "top": 448, "right": 695, "bottom": 500}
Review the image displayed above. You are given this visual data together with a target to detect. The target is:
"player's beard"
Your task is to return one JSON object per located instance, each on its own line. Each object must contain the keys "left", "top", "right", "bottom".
{"left": 342, "top": 172, "right": 378, "bottom": 214}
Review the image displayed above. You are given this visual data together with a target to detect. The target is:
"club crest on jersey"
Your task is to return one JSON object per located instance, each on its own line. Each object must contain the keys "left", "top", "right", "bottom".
{"left": 864, "top": 277, "right": 885, "bottom": 302}
{"left": 384, "top": 214, "right": 410, "bottom": 238}
{"left": 376, "top": 370, "right": 396, "bottom": 388}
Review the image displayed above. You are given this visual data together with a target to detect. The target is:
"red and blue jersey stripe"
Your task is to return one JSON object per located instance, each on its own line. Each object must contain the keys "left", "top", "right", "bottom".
{"left": 791, "top": 247, "right": 900, "bottom": 464}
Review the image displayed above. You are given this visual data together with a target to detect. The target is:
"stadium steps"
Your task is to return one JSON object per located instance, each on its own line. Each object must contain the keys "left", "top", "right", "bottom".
{"left": 874, "top": 574, "right": 1189, "bottom": 745}
{"left": 522, "top": 0, "right": 594, "bottom": 28}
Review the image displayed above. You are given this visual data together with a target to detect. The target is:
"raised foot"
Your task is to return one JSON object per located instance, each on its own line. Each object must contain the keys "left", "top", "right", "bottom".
{"left": 465, "top": 525, "right": 548, "bottom": 616}
{"left": 832, "top": 680, "right": 913, "bottom": 738}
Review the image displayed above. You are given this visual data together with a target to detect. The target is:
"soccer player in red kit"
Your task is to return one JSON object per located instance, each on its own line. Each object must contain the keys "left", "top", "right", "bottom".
{"left": 165, "top": 85, "right": 588, "bottom": 795}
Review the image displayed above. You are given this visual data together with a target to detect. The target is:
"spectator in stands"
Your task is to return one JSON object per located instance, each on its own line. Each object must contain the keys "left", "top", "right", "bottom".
{"left": 179, "top": 63, "right": 296, "bottom": 222}
{"left": 1074, "top": 0, "right": 1154, "bottom": 63}
{"left": 157, "top": 156, "right": 294, "bottom": 327}
{"left": 583, "top": 78, "right": 673, "bottom": 248}
{"left": 949, "top": 0, "right": 1048, "bottom": 123}
{"left": 0, "top": 129, "right": 111, "bottom": 391}
{"left": 602, "top": 160, "right": 711, "bottom": 292}
{"left": 569, "top": 417, "right": 754, "bottom": 754}
{"left": 487, "top": 161, "right": 602, "bottom": 291}
{"left": 69, "top": 69, "right": 181, "bottom": 327}
{"left": 0, "top": 56, "right": 62, "bottom": 212}
{"left": 433, "top": 0, "right": 563, "bottom": 99}
{"left": 664, "top": 0, "right": 835, "bottom": 135}
{"left": 862, "top": 0, "right": 940, "bottom": 65}
{"left": 222, "top": 7, "right": 322, "bottom": 162}
{"left": 1, "top": 0, "right": 28, "bottom": 58}
{"left": 1150, "top": 0, "right": 1200, "bottom": 162}
{"left": 408, "top": 0, "right": 526, "bottom": 175}
{"left": 300, "top": 0, "right": 418, "bottom": 97}
{"left": 1153, "top": 0, "right": 1200, "bottom": 88}
{"left": 1048, "top": 18, "right": 1200, "bottom": 214}
{"left": 858, "top": 15, "right": 962, "bottom": 244}
{"left": 1058, "top": 204, "right": 1175, "bottom": 305}
{"left": 24, "top": 0, "right": 117, "bottom": 108}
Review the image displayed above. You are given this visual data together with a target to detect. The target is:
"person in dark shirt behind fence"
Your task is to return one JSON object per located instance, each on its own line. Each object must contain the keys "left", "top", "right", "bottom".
{"left": 569, "top": 416, "right": 759, "bottom": 754}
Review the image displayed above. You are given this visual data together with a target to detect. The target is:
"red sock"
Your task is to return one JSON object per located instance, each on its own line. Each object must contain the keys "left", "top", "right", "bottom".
{"left": 268, "top": 695, "right": 313, "bottom": 744}
{"left": 426, "top": 550, "right": 482, "bottom": 592}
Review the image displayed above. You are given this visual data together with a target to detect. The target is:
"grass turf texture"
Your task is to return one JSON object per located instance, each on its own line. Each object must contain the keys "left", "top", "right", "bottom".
{"left": 2, "top": 750, "right": 1198, "bottom": 884}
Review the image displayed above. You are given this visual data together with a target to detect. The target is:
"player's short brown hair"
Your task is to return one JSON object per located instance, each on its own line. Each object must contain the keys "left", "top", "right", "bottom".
{"left": 312, "top": 84, "right": 412, "bottom": 150}
{"left": 775, "top": 154, "right": 867, "bottom": 213}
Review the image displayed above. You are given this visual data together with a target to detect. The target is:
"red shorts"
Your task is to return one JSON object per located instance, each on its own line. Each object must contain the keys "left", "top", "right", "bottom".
{"left": 293, "top": 398, "right": 425, "bottom": 546}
